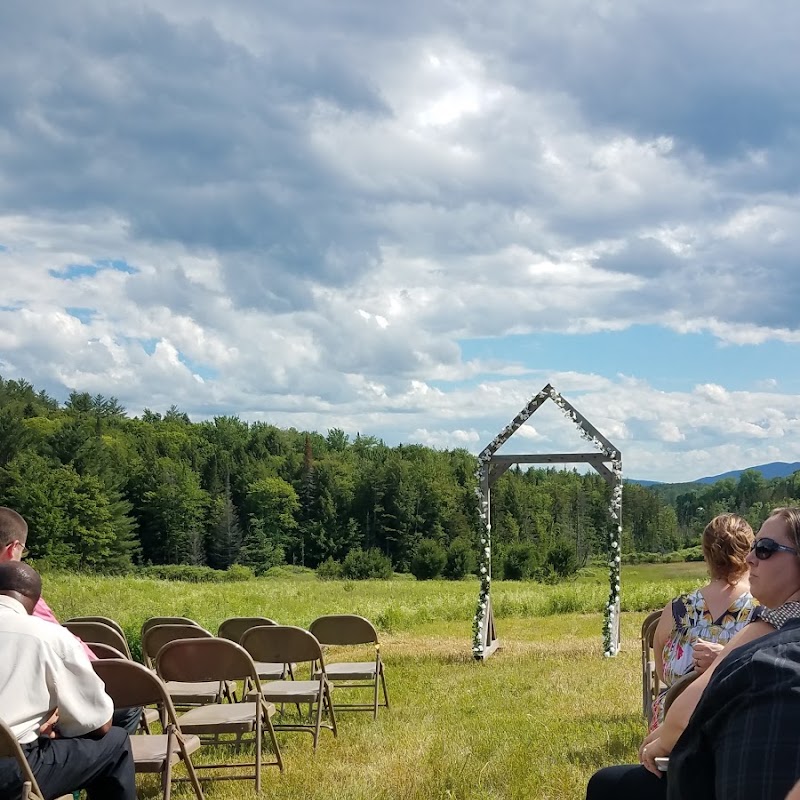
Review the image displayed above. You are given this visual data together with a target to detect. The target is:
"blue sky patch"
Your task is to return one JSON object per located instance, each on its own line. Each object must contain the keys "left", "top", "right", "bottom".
{"left": 178, "top": 351, "right": 217, "bottom": 381}
{"left": 49, "top": 259, "right": 138, "bottom": 280}
{"left": 65, "top": 307, "right": 96, "bottom": 324}
{"left": 457, "top": 327, "right": 797, "bottom": 393}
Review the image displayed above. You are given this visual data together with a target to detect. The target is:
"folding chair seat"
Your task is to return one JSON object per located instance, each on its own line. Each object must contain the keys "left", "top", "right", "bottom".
{"left": 62, "top": 620, "right": 133, "bottom": 659}
{"left": 93, "top": 659, "right": 204, "bottom": 800}
{"left": 641, "top": 609, "right": 663, "bottom": 724}
{"left": 142, "top": 625, "right": 235, "bottom": 707}
{"left": 156, "top": 638, "right": 283, "bottom": 791}
{"left": 0, "top": 718, "right": 74, "bottom": 800}
{"left": 218, "top": 617, "right": 293, "bottom": 682}
{"left": 309, "top": 614, "right": 389, "bottom": 718}
{"left": 240, "top": 625, "right": 337, "bottom": 750}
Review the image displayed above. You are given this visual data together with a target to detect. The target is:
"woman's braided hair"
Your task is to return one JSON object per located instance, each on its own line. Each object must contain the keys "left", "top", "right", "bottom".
{"left": 702, "top": 513, "right": 754, "bottom": 584}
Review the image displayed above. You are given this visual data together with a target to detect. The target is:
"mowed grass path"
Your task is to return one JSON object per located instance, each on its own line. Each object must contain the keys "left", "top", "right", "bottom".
{"left": 43, "top": 564, "right": 706, "bottom": 800}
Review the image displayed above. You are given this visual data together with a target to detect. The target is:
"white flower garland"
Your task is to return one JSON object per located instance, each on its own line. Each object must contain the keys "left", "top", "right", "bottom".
{"left": 473, "top": 386, "right": 622, "bottom": 659}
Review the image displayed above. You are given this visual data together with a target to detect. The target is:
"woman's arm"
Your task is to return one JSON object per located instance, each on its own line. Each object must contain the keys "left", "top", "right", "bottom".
{"left": 655, "top": 620, "right": 773, "bottom": 749}
{"left": 652, "top": 600, "right": 673, "bottom": 683}
{"left": 639, "top": 620, "right": 773, "bottom": 776}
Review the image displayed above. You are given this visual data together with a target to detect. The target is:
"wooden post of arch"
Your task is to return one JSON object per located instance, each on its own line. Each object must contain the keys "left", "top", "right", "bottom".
{"left": 472, "top": 384, "right": 622, "bottom": 660}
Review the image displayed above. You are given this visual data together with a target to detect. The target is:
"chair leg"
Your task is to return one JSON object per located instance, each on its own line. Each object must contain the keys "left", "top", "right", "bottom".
{"left": 325, "top": 683, "right": 338, "bottom": 737}
{"left": 313, "top": 686, "right": 324, "bottom": 751}
{"left": 178, "top": 736, "right": 205, "bottom": 800}
{"left": 163, "top": 725, "right": 174, "bottom": 800}
{"left": 264, "top": 705, "right": 284, "bottom": 773}
{"left": 380, "top": 666, "right": 390, "bottom": 709}
{"left": 255, "top": 707, "right": 262, "bottom": 793}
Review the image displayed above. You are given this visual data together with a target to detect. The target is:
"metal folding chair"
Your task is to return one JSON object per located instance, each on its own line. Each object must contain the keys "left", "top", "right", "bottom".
{"left": 93, "top": 659, "right": 204, "bottom": 800}
{"left": 240, "top": 625, "right": 337, "bottom": 750}
{"left": 309, "top": 614, "right": 389, "bottom": 718}
{"left": 156, "top": 638, "right": 283, "bottom": 791}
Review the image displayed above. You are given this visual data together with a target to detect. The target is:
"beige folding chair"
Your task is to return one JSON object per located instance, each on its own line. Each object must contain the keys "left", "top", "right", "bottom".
{"left": 240, "top": 626, "right": 337, "bottom": 750}
{"left": 641, "top": 609, "right": 663, "bottom": 725}
{"left": 156, "top": 638, "right": 283, "bottom": 791}
{"left": 142, "top": 625, "right": 235, "bottom": 708}
{"left": 85, "top": 641, "right": 160, "bottom": 733}
{"left": 93, "top": 659, "right": 204, "bottom": 800}
{"left": 218, "top": 617, "right": 293, "bottom": 683}
{"left": 0, "top": 717, "right": 46, "bottom": 800}
{"left": 65, "top": 615, "right": 127, "bottom": 640}
{"left": 0, "top": 719, "right": 75, "bottom": 800}
{"left": 309, "top": 614, "right": 389, "bottom": 718}
{"left": 62, "top": 620, "right": 133, "bottom": 660}
{"left": 141, "top": 617, "right": 202, "bottom": 640}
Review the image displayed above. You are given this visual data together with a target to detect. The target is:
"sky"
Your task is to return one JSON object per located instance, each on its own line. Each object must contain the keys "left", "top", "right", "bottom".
{"left": 1, "top": 1, "right": 799, "bottom": 483}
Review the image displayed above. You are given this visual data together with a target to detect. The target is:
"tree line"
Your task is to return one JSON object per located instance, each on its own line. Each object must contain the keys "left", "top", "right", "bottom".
{"left": 1, "top": 374, "right": 798, "bottom": 577}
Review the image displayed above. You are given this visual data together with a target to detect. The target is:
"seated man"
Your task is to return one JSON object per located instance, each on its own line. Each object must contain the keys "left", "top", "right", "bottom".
{"left": 0, "top": 506, "right": 141, "bottom": 733}
{"left": 0, "top": 562, "right": 136, "bottom": 800}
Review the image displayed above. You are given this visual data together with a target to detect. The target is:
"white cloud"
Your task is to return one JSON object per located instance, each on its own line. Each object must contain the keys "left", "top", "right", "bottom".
{"left": 0, "top": 1, "right": 799, "bottom": 483}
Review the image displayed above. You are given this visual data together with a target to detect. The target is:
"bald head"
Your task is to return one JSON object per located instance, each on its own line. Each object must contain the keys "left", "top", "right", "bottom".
{"left": 0, "top": 561, "right": 42, "bottom": 614}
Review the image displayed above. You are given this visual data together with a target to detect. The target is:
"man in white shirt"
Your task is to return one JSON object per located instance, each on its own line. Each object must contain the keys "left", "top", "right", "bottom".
{"left": 0, "top": 506, "right": 142, "bottom": 734}
{"left": 0, "top": 562, "right": 136, "bottom": 799}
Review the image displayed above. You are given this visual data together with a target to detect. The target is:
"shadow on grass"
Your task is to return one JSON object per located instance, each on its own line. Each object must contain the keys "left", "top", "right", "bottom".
{"left": 563, "top": 713, "right": 643, "bottom": 768}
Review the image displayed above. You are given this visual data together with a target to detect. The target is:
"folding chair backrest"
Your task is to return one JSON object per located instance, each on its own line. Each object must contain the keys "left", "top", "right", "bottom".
{"left": 218, "top": 616, "right": 278, "bottom": 643}
{"left": 142, "top": 624, "right": 213, "bottom": 670}
{"left": 65, "top": 616, "right": 126, "bottom": 640}
{"left": 156, "top": 638, "right": 259, "bottom": 685}
{"left": 93, "top": 659, "right": 179, "bottom": 722}
{"left": 62, "top": 620, "right": 132, "bottom": 659}
{"left": 240, "top": 625, "right": 323, "bottom": 665}
{"left": 141, "top": 616, "right": 202, "bottom": 639}
{"left": 0, "top": 717, "right": 45, "bottom": 799}
{"left": 309, "top": 615, "right": 378, "bottom": 646}
{"left": 87, "top": 642, "right": 129, "bottom": 660}
{"left": 641, "top": 609, "right": 663, "bottom": 722}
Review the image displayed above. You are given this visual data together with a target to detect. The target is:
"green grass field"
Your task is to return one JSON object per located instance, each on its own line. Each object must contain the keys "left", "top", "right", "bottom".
{"left": 43, "top": 563, "right": 707, "bottom": 800}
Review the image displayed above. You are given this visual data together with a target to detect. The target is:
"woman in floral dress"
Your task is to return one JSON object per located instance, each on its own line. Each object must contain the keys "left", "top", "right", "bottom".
{"left": 649, "top": 513, "right": 756, "bottom": 730}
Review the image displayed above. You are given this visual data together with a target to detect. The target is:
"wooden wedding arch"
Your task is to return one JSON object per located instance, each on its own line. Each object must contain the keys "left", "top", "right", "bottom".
{"left": 472, "top": 384, "right": 623, "bottom": 660}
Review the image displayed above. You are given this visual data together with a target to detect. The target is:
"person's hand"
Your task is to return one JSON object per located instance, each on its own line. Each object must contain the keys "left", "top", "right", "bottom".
{"left": 38, "top": 708, "right": 60, "bottom": 739}
{"left": 785, "top": 777, "right": 800, "bottom": 800}
{"left": 639, "top": 732, "right": 670, "bottom": 777}
{"left": 638, "top": 726, "right": 660, "bottom": 757}
{"left": 693, "top": 638, "right": 724, "bottom": 673}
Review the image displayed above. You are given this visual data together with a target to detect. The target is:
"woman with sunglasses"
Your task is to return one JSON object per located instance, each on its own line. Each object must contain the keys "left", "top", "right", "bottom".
{"left": 648, "top": 513, "right": 756, "bottom": 731}
{"left": 587, "top": 506, "right": 800, "bottom": 800}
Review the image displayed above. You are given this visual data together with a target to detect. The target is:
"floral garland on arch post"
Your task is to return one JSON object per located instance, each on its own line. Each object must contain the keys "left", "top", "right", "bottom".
{"left": 471, "top": 385, "right": 622, "bottom": 659}
{"left": 472, "top": 460, "right": 492, "bottom": 659}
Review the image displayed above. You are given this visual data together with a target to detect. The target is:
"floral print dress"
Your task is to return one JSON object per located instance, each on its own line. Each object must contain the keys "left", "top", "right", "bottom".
{"left": 650, "top": 588, "right": 756, "bottom": 729}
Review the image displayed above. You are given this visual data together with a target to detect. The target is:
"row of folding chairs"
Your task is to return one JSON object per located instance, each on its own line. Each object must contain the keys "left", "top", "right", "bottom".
{"left": 63, "top": 614, "right": 390, "bottom": 719}
{"left": 33, "top": 614, "right": 389, "bottom": 797}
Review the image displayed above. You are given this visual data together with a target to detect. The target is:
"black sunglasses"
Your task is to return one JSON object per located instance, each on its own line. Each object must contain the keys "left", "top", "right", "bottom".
{"left": 751, "top": 537, "right": 799, "bottom": 561}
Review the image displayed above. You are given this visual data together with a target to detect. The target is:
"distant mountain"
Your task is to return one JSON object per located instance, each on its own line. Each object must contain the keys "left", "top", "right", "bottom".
{"left": 693, "top": 461, "right": 800, "bottom": 485}
{"left": 628, "top": 461, "right": 800, "bottom": 488}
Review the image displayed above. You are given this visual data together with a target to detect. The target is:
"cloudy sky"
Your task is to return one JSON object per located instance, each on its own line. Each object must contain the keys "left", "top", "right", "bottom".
{"left": 1, "top": 1, "right": 799, "bottom": 482}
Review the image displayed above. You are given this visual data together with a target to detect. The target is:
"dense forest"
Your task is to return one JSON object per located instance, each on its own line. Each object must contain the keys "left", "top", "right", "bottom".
{"left": 1, "top": 375, "right": 799, "bottom": 577}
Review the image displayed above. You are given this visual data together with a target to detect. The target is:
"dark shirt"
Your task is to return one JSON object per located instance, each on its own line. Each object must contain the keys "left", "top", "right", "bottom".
{"left": 668, "top": 617, "right": 800, "bottom": 800}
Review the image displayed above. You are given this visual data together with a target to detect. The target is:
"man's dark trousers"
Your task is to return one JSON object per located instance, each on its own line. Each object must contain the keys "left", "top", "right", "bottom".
{"left": 0, "top": 727, "right": 136, "bottom": 800}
